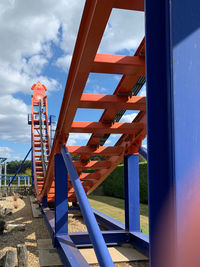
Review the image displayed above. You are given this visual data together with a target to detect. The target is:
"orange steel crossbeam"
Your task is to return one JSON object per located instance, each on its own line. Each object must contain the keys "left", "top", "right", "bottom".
{"left": 71, "top": 122, "right": 144, "bottom": 134}
{"left": 92, "top": 54, "right": 145, "bottom": 75}
{"left": 79, "top": 94, "right": 146, "bottom": 110}
{"left": 37, "top": 0, "right": 146, "bottom": 202}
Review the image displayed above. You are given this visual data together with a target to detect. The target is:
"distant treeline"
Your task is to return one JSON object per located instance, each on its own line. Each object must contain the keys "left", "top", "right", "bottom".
{"left": 2, "top": 154, "right": 146, "bottom": 176}
{"left": 2, "top": 160, "right": 31, "bottom": 175}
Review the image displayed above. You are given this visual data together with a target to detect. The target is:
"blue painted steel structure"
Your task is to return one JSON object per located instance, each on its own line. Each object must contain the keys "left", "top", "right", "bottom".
{"left": 29, "top": 0, "right": 200, "bottom": 265}
{"left": 124, "top": 154, "right": 140, "bottom": 232}
{"left": 38, "top": 146, "right": 149, "bottom": 266}
{"left": 145, "top": 0, "right": 200, "bottom": 266}
{"left": 55, "top": 153, "right": 68, "bottom": 235}
{"left": 61, "top": 146, "right": 114, "bottom": 267}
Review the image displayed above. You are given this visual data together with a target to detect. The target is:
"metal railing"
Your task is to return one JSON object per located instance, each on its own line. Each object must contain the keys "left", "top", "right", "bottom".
{"left": 0, "top": 175, "right": 30, "bottom": 187}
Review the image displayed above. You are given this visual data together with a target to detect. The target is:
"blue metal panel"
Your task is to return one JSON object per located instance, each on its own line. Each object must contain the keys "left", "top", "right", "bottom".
{"left": 145, "top": 0, "right": 200, "bottom": 266}
{"left": 145, "top": 1, "right": 175, "bottom": 265}
{"left": 55, "top": 154, "right": 68, "bottom": 235}
{"left": 61, "top": 146, "right": 114, "bottom": 267}
{"left": 172, "top": 1, "right": 200, "bottom": 244}
{"left": 124, "top": 154, "right": 140, "bottom": 232}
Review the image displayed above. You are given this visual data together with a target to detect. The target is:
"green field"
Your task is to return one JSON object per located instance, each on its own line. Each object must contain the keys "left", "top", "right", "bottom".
{"left": 88, "top": 195, "right": 149, "bottom": 235}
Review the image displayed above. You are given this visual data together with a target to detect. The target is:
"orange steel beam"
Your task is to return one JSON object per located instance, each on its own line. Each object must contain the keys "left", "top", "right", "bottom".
{"left": 67, "top": 146, "right": 124, "bottom": 156}
{"left": 73, "top": 160, "right": 112, "bottom": 169}
{"left": 82, "top": 38, "right": 145, "bottom": 151}
{"left": 113, "top": 0, "right": 144, "bottom": 11}
{"left": 39, "top": 0, "right": 115, "bottom": 200}
{"left": 70, "top": 121, "right": 144, "bottom": 134}
{"left": 80, "top": 112, "right": 147, "bottom": 194}
{"left": 92, "top": 54, "right": 145, "bottom": 75}
{"left": 69, "top": 154, "right": 124, "bottom": 198}
{"left": 79, "top": 172, "right": 101, "bottom": 180}
{"left": 79, "top": 94, "right": 146, "bottom": 111}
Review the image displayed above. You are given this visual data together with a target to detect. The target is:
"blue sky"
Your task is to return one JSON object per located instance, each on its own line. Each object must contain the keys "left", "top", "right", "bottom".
{"left": 0, "top": 0, "right": 146, "bottom": 161}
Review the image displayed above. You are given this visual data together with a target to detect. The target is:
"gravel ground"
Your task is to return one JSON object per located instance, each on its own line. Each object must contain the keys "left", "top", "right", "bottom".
{"left": 0, "top": 196, "right": 149, "bottom": 267}
{"left": 0, "top": 196, "right": 50, "bottom": 266}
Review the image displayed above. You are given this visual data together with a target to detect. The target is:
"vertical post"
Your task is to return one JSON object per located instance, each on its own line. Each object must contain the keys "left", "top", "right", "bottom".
{"left": 31, "top": 126, "right": 34, "bottom": 187}
{"left": 18, "top": 176, "right": 20, "bottom": 186}
{"left": 145, "top": 0, "right": 200, "bottom": 266}
{"left": 61, "top": 146, "right": 114, "bottom": 267}
{"left": 28, "top": 176, "right": 30, "bottom": 186}
{"left": 4, "top": 174, "right": 6, "bottom": 186}
{"left": 124, "top": 154, "right": 140, "bottom": 232}
{"left": 4, "top": 162, "right": 7, "bottom": 176}
{"left": 24, "top": 177, "right": 26, "bottom": 186}
{"left": 0, "top": 165, "right": 1, "bottom": 187}
{"left": 42, "top": 196, "right": 47, "bottom": 208}
{"left": 55, "top": 153, "right": 68, "bottom": 235}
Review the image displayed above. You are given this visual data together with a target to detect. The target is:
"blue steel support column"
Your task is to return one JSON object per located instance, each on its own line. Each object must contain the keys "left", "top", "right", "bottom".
{"left": 31, "top": 125, "right": 34, "bottom": 186}
{"left": 145, "top": 0, "right": 200, "bottom": 266}
{"left": 61, "top": 146, "right": 114, "bottom": 267}
{"left": 124, "top": 154, "right": 140, "bottom": 232}
{"left": 42, "top": 196, "right": 47, "bottom": 208}
{"left": 55, "top": 153, "right": 68, "bottom": 235}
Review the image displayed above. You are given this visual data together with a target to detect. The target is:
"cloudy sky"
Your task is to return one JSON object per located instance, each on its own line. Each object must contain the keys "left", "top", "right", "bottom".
{"left": 0, "top": 0, "right": 145, "bottom": 161}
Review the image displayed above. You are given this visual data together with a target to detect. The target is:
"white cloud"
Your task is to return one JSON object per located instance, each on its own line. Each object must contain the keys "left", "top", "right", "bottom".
{"left": 0, "top": 147, "right": 13, "bottom": 159}
{"left": 0, "top": 95, "right": 30, "bottom": 143}
{"left": 120, "top": 112, "right": 138, "bottom": 123}
{"left": 85, "top": 85, "right": 109, "bottom": 94}
{"left": 0, "top": 0, "right": 144, "bottom": 145}
{"left": 139, "top": 85, "right": 146, "bottom": 96}
{"left": 0, "top": 0, "right": 63, "bottom": 143}
{"left": 55, "top": 54, "right": 72, "bottom": 71}
{"left": 99, "top": 9, "right": 144, "bottom": 54}
{"left": 67, "top": 133, "right": 92, "bottom": 146}
{"left": 55, "top": 2, "right": 144, "bottom": 70}
{"left": 142, "top": 143, "right": 147, "bottom": 149}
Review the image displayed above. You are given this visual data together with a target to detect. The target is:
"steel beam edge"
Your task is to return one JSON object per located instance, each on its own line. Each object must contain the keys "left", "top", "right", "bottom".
{"left": 93, "top": 208, "right": 125, "bottom": 230}
{"left": 39, "top": 205, "right": 89, "bottom": 266}
{"left": 93, "top": 208, "right": 149, "bottom": 256}
{"left": 40, "top": 205, "right": 130, "bottom": 247}
{"left": 129, "top": 231, "right": 149, "bottom": 257}
{"left": 70, "top": 230, "right": 130, "bottom": 247}
{"left": 138, "top": 146, "right": 147, "bottom": 160}
{"left": 56, "top": 235, "right": 89, "bottom": 267}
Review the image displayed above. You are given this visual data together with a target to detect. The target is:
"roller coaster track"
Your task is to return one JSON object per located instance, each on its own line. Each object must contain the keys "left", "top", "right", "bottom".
{"left": 31, "top": 82, "right": 51, "bottom": 199}
{"left": 31, "top": 0, "right": 146, "bottom": 203}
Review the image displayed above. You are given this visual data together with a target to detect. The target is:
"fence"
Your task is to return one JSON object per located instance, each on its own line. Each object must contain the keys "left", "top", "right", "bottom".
{"left": 0, "top": 174, "right": 30, "bottom": 187}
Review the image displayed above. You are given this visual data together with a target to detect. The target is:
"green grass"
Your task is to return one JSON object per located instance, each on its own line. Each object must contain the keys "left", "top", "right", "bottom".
{"left": 88, "top": 195, "right": 149, "bottom": 235}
